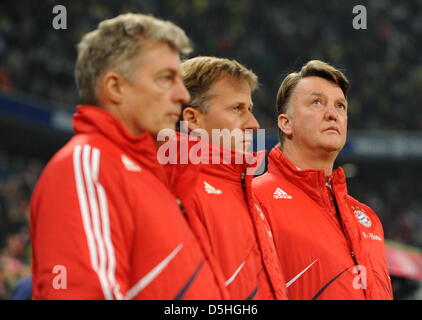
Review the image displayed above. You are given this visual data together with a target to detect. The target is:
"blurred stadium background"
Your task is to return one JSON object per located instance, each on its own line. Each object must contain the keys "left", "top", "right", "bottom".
{"left": 1, "top": 0, "right": 422, "bottom": 299}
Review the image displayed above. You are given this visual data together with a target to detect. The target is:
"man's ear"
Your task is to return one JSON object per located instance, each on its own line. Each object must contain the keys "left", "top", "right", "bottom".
{"left": 278, "top": 113, "right": 293, "bottom": 137}
{"left": 182, "top": 107, "right": 203, "bottom": 130}
{"left": 100, "top": 71, "right": 125, "bottom": 105}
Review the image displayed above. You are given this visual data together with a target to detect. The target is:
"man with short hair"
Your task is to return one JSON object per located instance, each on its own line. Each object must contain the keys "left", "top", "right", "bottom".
{"left": 168, "top": 56, "right": 287, "bottom": 299}
{"left": 30, "top": 13, "right": 227, "bottom": 300}
{"left": 252, "top": 60, "right": 393, "bottom": 299}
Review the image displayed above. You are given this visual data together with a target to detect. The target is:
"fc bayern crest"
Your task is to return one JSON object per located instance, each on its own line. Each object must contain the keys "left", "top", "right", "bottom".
{"left": 354, "top": 210, "right": 372, "bottom": 228}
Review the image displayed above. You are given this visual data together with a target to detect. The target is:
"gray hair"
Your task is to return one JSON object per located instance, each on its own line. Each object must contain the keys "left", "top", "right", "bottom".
{"left": 75, "top": 13, "right": 192, "bottom": 105}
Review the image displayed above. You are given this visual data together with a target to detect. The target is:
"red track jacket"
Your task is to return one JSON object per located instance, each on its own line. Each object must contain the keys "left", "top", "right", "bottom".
{"left": 165, "top": 135, "right": 288, "bottom": 300}
{"left": 252, "top": 146, "right": 393, "bottom": 300}
{"left": 30, "top": 106, "right": 227, "bottom": 300}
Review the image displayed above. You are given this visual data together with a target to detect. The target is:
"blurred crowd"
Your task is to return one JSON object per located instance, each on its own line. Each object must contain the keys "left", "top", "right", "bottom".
{"left": 1, "top": 0, "right": 422, "bottom": 130}
{"left": 0, "top": 152, "right": 43, "bottom": 299}
{"left": 0, "top": 0, "right": 421, "bottom": 298}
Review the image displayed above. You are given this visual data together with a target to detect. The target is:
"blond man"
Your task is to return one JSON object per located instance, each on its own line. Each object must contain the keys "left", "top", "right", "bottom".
{"left": 167, "top": 56, "right": 287, "bottom": 299}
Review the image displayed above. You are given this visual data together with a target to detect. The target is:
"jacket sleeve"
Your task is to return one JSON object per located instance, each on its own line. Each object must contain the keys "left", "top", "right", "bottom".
{"left": 31, "top": 144, "right": 132, "bottom": 299}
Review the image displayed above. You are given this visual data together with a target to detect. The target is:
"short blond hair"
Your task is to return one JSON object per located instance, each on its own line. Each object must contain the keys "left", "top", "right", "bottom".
{"left": 181, "top": 56, "right": 258, "bottom": 113}
{"left": 276, "top": 60, "right": 350, "bottom": 145}
{"left": 75, "top": 13, "right": 192, "bottom": 105}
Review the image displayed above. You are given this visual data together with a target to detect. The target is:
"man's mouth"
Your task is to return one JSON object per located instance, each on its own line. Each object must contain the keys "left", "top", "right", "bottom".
{"left": 169, "top": 112, "right": 180, "bottom": 120}
{"left": 323, "top": 126, "right": 339, "bottom": 134}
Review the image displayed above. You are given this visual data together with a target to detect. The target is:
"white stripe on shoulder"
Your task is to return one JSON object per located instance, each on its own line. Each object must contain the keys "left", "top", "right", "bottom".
{"left": 73, "top": 144, "right": 120, "bottom": 299}
{"left": 92, "top": 147, "right": 123, "bottom": 300}
{"left": 126, "top": 243, "right": 184, "bottom": 300}
{"left": 73, "top": 145, "right": 99, "bottom": 272}
{"left": 82, "top": 145, "right": 112, "bottom": 300}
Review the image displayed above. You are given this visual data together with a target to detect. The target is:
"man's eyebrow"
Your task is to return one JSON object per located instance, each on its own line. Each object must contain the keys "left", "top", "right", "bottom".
{"left": 309, "top": 92, "right": 347, "bottom": 104}
{"left": 228, "top": 101, "right": 253, "bottom": 109}
{"left": 157, "top": 67, "right": 179, "bottom": 75}
{"left": 337, "top": 97, "right": 348, "bottom": 105}
{"left": 309, "top": 92, "right": 326, "bottom": 98}
{"left": 168, "top": 68, "right": 177, "bottom": 73}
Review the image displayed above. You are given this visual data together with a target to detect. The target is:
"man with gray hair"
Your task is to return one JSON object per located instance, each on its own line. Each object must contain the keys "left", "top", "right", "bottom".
{"left": 30, "top": 13, "right": 227, "bottom": 300}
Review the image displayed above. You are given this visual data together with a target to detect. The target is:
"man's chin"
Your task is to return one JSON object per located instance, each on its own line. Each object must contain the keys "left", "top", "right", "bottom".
{"left": 319, "top": 137, "right": 345, "bottom": 151}
{"left": 320, "top": 142, "right": 344, "bottom": 154}
{"left": 152, "top": 124, "right": 177, "bottom": 140}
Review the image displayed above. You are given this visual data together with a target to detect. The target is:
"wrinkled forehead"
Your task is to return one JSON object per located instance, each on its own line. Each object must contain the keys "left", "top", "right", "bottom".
{"left": 292, "top": 76, "right": 346, "bottom": 101}
{"left": 212, "top": 74, "right": 252, "bottom": 91}
{"left": 207, "top": 75, "right": 253, "bottom": 102}
{"left": 135, "top": 40, "right": 182, "bottom": 69}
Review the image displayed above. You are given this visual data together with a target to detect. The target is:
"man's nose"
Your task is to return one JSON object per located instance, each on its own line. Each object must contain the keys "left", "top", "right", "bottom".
{"left": 243, "top": 111, "right": 260, "bottom": 130}
{"left": 174, "top": 80, "right": 190, "bottom": 105}
{"left": 325, "top": 103, "right": 339, "bottom": 121}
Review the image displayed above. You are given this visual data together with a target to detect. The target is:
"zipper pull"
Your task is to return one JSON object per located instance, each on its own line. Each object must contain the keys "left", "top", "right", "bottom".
{"left": 351, "top": 250, "right": 359, "bottom": 265}
{"left": 176, "top": 198, "right": 187, "bottom": 217}
{"left": 241, "top": 172, "right": 246, "bottom": 189}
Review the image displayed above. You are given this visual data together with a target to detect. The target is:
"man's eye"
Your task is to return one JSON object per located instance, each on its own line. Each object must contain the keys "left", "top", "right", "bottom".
{"left": 156, "top": 74, "right": 174, "bottom": 88}
{"left": 163, "top": 75, "right": 173, "bottom": 82}
{"left": 312, "top": 99, "right": 321, "bottom": 105}
{"left": 337, "top": 103, "right": 346, "bottom": 109}
{"left": 232, "top": 105, "right": 241, "bottom": 112}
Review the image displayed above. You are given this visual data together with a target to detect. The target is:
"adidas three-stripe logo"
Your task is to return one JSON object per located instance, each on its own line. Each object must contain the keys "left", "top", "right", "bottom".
{"left": 73, "top": 144, "right": 123, "bottom": 300}
{"left": 273, "top": 187, "right": 293, "bottom": 199}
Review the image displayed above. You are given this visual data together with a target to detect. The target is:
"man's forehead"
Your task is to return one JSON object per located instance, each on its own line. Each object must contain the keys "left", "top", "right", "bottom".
{"left": 137, "top": 41, "right": 181, "bottom": 69}
{"left": 293, "top": 76, "right": 345, "bottom": 99}
{"left": 209, "top": 76, "right": 252, "bottom": 99}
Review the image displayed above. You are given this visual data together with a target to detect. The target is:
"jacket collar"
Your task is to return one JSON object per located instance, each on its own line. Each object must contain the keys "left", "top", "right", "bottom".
{"left": 73, "top": 105, "right": 169, "bottom": 184}
{"left": 175, "top": 132, "right": 265, "bottom": 183}
{"left": 267, "top": 145, "right": 348, "bottom": 206}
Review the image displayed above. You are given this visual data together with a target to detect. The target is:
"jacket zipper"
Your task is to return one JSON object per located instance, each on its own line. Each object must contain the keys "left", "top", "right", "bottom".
{"left": 330, "top": 188, "right": 360, "bottom": 268}
{"left": 351, "top": 250, "right": 358, "bottom": 265}
{"left": 241, "top": 172, "right": 246, "bottom": 189}
{"left": 176, "top": 198, "right": 187, "bottom": 217}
